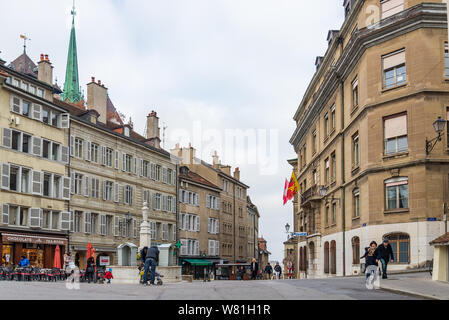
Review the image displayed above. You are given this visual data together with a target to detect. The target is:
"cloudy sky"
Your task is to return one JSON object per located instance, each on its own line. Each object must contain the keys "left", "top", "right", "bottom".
{"left": 1, "top": 0, "right": 344, "bottom": 263}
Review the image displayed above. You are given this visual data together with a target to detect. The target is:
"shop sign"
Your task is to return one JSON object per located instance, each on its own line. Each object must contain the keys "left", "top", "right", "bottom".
{"left": 99, "top": 256, "right": 110, "bottom": 266}
{"left": 2, "top": 233, "right": 67, "bottom": 245}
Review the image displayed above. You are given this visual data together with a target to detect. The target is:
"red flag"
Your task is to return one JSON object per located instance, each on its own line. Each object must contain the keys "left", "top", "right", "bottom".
{"left": 283, "top": 179, "right": 289, "bottom": 205}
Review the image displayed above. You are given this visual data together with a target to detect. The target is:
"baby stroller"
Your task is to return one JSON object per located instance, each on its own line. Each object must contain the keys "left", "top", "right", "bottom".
{"left": 138, "top": 265, "right": 163, "bottom": 286}
{"left": 96, "top": 270, "right": 105, "bottom": 284}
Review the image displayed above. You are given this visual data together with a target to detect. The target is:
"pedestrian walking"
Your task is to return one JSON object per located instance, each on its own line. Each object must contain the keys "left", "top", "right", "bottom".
{"left": 85, "top": 257, "right": 95, "bottom": 283}
{"left": 274, "top": 262, "right": 282, "bottom": 280}
{"left": 142, "top": 245, "right": 159, "bottom": 286}
{"left": 104, "top": 268, "right": 114, "bottom": 284}
{"left": 375, "top": 238, "right": 394, "bottom": 279}
{"left": 264, "top": 263, "right": 273, "bottom": 280}
{"left": 250, "top": 258, "right": 259, "bottom": 280}
{"left": 361, "top": 241, "right": 379, "bottom": 280}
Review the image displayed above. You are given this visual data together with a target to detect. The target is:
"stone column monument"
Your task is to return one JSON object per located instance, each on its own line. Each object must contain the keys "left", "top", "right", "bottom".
{"left": 139, "top": 202, "right": 152, "bottom": 250}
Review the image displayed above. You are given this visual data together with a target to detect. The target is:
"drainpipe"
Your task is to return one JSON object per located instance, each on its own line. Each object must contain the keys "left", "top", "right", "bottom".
{"left": 176, "top": 164, "right": 179, "bottom": 265}
{"left": 338, "top": 36, "right": 346, "bottom": 277}
{"left": 67, "top": 124, "right": 71, "bottom": 254}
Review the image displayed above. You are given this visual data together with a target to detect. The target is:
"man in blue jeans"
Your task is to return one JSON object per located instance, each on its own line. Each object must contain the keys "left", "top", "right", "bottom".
{"left": 142, "top": 245, "right": 159, "bottom": 286}
{"left": 375, "top": 239, "right": 394, "bottom": 279}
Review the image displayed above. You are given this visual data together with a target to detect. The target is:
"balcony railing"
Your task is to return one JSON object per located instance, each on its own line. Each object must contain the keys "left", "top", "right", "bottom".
{"left": 300, "top": 185, "right": 319, "bottom": 205}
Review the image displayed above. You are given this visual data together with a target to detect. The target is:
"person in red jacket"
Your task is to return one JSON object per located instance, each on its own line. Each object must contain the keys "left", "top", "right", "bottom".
{"left": 104, "top": 268, "right": 114, "bottom": 284}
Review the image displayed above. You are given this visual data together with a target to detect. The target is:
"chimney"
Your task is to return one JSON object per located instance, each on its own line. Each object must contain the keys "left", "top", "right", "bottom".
{"left": 212, "top": 151, "right": 219, "bottom": 168}
{"left": 87, "top": 77, "right": 108, "bottom": 124}
{"left": 221, "top": 165, "right": 231, "bottom": 176}
{"left": 37, "top": 53, "right": 53, "bottom": 85}
{"left": 234, "top": 167, "right": 240, "bottom": 181}
{"left": 170, "top": 144, "right": 195, "bottom": 165}
{"left": 146, "top": 110, "right": 160, "bottom": 140}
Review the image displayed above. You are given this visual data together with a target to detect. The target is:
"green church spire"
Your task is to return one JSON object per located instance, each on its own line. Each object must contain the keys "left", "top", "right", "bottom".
{"left": 61, "top": 0, "right": 83, "bottom": 103}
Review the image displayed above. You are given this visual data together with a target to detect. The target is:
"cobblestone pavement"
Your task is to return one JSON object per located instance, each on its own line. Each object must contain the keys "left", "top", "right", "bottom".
{"left": 0, "top": 274, "right": 423, "bottom": 300}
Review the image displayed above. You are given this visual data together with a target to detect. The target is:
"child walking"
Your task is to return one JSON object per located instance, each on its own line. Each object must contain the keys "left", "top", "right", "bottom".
{"left": 105, "top": 268, "right": 114, "bottom": 284}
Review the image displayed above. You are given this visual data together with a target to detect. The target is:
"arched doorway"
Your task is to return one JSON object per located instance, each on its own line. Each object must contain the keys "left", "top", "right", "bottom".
{"left": 352, "top": 237, "right": 360, "bottom": 265}
{"left": 330, "top": 240, "right": 336, "bottom": 275}
{"left": 324, "top": 242, "right": 329, "bottom": 274}
{"left": 309, "top": 242, "right": 315, "bottom": 271}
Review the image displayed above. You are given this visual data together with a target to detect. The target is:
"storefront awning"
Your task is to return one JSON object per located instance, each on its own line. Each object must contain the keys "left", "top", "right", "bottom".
{"left": 2, "top": 233, "right": 67, "bottom": 245}
{"left": 183, "top": 259, "right": 213, "bottom": 266}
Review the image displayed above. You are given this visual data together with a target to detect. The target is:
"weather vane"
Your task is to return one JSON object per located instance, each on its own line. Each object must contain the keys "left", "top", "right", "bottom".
{"left": 20, "top": 34, "right": 31, "bottom": 54}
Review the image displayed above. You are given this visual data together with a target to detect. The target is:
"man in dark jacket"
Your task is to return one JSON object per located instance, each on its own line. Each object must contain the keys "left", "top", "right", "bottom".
{"left": 375, "top": 239, "right": 394, "bottom": 279}
{"left": 264, "top": 263, "right": 273, "bottom": 280}
{"left": 274, "top": 262, "right": 282, "bottom": 280}
{"left": 143, "top": 245, "right": 159, "bottom": 285}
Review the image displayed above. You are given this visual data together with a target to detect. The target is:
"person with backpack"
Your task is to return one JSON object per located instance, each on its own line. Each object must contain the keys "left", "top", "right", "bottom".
{"left": 274, "top": 262, "right": 282, "bottom": 280}
{"left": 264, "top": 263, "right": 273, "bottom": 280}
{"left": 142, "top": 245, "right": 159, "bottom": 286}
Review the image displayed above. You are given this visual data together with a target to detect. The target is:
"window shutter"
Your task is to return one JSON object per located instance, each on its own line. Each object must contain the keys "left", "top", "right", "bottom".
{"left": 32, "top": 171, "right": 42, "bottom": 195}
{"left": 114, "top": 216, "right": 119, "bottom": 236}
{"left": 1, "top": 163, "right": 10, "bottom": 190}
{"left": 10, "top": 96, "right": 21, "bottom": 113}
{"left": 101, "top": 146, "right": 106, "bottom": 166}
{"left": 133, "top": 218, "right": 137, "bottom": 238}
{"left": 150, "top": 163, "right": 155, "bottom": 180}
{"left": 162, "top": 167, "right": 167, "bottom": 183}
{"left": 84, "top": 212, "right": 91, "bottom": 234}
{"left": 196, "top": 216, "right": 200, "bottom": 232}
{"left": 100, "top": 214, "right": 106, "bottom": 235}
{"left": 85, "top": 141, "right": 91, "bottom": 161}
{"left": 84, "top": 176, "right": 89, "bottom": 197}
{"left": 178, "top": 214, "right": 183, "bottom": 229}
{"left": 70, "top": 172, "right": 75, "bottom": 195}
{"left": 215, "top": 220, "right": 219, "bottom": 234}
{"left": 59, "top": 113, "right": 70, "bottom": 129}
{"left": 60, "top": 212, "right": 71, "bottom": 231}
{"left": 215, "top": 241, "right": 219, "bottom": 256}
{"left": 208, "top": 218, "right": 211, "bottom": 233}
{"left": 113, "top": 183, "right": 119, "bottom": 202}
{"left": 2, "top": 204, "right": 9, "bottom": 225}
{"left": 194, "top": 241, "right": 199, "bottom": 256}
{"left": 32, "top": 136, "right": 42, "bottom": 156}
{"left": 133, "top": 157, "right": 137, "bottom": 175}
{"left": 69, "top": 211, "right": 74, "bottom": 232}
{"left": 70, "top": 136, "right": 75, "bottom": 156}
{"left": 32, "top": 104, "right": 42, "bottom": 121}
{"left": 206, "top": 195, "right": 211, "bottom": 208}
{"left": 2, "top": 128, "right": 12, "bottom": 148}
{"left": 139, "top": 159, "right": 143, "bottom": 176}
{"left": 153, "top": 193, "right": 157, "bottom": 210}
{"left": 62, "top": 177, "right": 71, "bottom": 200}
{"left": 29, "top": 208, "right": 41, "bottom": 228}
{"left": 172, "top": 197, "right": 177, "bottom": 213}
{"left": 115, "top": 150, "right": 119, "bottom": 169}
{"left": 172, "top": 170, "right": 177, "bottom": 185}
{"left": 208, "top": 240, "right": 213, "bottom": 256}
{"left": 122, "top": 153, "right": 126, "bottom": 172}
{"left": 61, "top": 146, "right": 69, "bottom": 164}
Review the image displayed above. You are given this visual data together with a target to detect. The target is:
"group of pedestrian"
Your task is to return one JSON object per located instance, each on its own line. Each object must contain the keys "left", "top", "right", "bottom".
{"left": 249, "top": 260, "right": 284, "bottom": 280}
{"left": 361, "top": 238, "right": 395, "bottom": 279}
{"left": 139, "top": 245, "right": 160, "bottom": 286}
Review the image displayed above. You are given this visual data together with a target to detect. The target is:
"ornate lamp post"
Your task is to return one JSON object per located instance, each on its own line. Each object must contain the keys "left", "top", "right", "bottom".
{"left": 285, "top": 223, "right": 290, "bottom": 240}
{"left": 426, "top": 116, "right": 446, "bottom": 155}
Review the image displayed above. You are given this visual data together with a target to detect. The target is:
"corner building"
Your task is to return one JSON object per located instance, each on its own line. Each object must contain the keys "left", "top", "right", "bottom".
{"left": 289, "top": 0, "right": 449, "bottom": 277}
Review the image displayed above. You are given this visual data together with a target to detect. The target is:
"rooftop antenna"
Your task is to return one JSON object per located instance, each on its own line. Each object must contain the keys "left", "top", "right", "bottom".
{"left": 20, "top": 34, "right": 31, "bottom": 54}
{"left": 162, "top": 122, "right": 168, "bottom": 149}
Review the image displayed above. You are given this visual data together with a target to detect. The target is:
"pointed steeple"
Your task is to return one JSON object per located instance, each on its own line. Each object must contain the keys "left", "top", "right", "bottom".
{"left": 61, "top": 0, "right": 83, "bottom": 103}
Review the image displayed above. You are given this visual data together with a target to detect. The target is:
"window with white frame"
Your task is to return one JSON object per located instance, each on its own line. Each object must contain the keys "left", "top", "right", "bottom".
{"left": 206, "top": 195, "right": 220, "bottom": 210}
{"left": 153, "top": 193, "right": 161, "bottom": 210}
{"left": 124, "top": 185, "right": 133, "bottom": 205}
{"left": 353, "top": 188, "right": 360, "bottom": 218}
{"left": 103, "top": 181, "right": 113, "bottom": 201}
{"left": 208, "top": 218, "right": 219, "bottom": 234}
{"left": 352, "top": 133, "right": 359, "bottom": 168}
{"left": 208, "top": 240, "right": 219, "bottom": 256}
{"left": 91, "top": 178, "right": 100, "bottom": 199}
{"left": 382, "top": 50, "right": 406, "bottom": 89}
{"left": 385, "top": 177, "right": 409, "bottom": 210}
{"left": 384, "top": 113, "right": 408, "bottom": 155}
{"left": 74, "top": 138, "right": 83, "bottom": 158}
{"left": 352, "top": 77, "right": 359, "bottom": 108}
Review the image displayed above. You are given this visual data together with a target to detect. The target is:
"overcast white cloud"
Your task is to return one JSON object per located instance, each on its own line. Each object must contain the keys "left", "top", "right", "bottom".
{"left": 1, "top": 0, "right": 344, "bottom": 263}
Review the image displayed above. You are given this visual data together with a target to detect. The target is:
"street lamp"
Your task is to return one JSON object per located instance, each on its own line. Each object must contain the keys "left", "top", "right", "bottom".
{"left": 285, "top": 223, "right": 290, "bottom": 234}
{"left": 319, "top": 185, "right": 340, "bottom": 204}
{"left": 125, "top": 212, "right": 132, "bottom": 221}
{"left": 426, "top": 116, "right": 446, "bottom": 155}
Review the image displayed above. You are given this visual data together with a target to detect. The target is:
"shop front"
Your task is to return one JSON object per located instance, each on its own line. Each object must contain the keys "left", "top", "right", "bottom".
{"left": 180, "top": 258, "right": 219, "bottom": 280}
{"left": 0, "top": 230, "right": 67, "bottom": 268}
{"left": 71, "top": 246, "right": 116, "bottom": 270}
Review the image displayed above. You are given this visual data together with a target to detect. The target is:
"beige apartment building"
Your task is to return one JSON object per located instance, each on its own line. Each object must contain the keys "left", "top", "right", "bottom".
{"left": 177, "top": 165, "right": 221, "bottom": 279}
{"left": 171, "top": 146, "right": 251, "bottom": 263}
{"left": 289, "top": 0, "right": 449, "bottom": 277}
{"left": 247, "top": 195, "right": 260, "bottom": 262}
{"left": 0, "top": 53, "right": 71, "bottom": 268}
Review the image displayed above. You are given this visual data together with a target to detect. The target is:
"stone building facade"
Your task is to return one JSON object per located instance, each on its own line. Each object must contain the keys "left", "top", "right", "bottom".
{"left": 171, "top": 146, "right": 251, "bottom": 263}
{"left": 289, "top": 0, "right": 449, "bottom": 278}
{"left": 0, "top": 53, "right": 71, "bottom": 268}
{"left": 177, "top": 165, "right": 221, "bottom": 279}
{"left": 247, "top": 196, "right": 260, "bottom": 262}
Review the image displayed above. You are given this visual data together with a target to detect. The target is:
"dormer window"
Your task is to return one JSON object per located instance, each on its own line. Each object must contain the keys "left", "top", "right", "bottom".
{"left": 89, "top": 114, "right": 97, "bottom": 124}
{"left": 124, "top": 127, "right": 130, "bottom": 137}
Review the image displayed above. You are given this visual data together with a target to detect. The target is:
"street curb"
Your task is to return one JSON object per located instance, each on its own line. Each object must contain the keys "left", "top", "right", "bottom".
{"left": 380, "top": 285, "right": 441, "bottom": 300}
